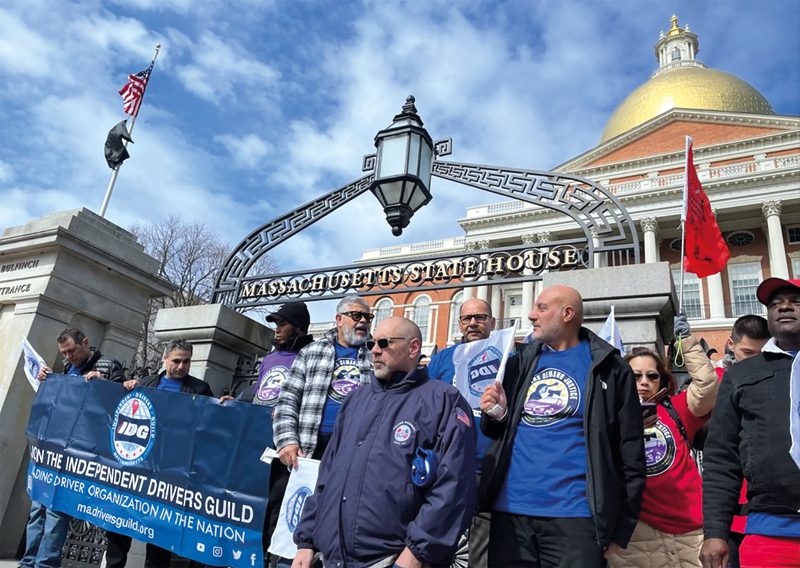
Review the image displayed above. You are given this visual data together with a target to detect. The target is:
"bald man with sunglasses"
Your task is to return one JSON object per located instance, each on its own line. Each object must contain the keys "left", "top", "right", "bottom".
{"left": 292, "top": 317, "right": 476, "bottom": 568}
{"left": 274, "top": 295, "right": 374, "bottom": 470}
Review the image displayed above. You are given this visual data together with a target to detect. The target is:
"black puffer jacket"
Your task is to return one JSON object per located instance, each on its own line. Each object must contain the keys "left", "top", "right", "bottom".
{"left": 702, "top": 351, "right": 800, "bottom": 540}
{"left": 65, "top": 348, "right": 125, "bottom": 382}
{"left": 479, "top": 328, "right": 645, "bottom": 548}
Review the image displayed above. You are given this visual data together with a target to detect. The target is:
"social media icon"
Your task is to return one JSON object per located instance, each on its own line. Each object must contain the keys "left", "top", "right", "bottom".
{"left": 212, "top": 547, "right": 222, "bottom": 558}
{"left": 196, "top": 543, "right": 205, "bottom": 553}
{"left": 250, "top": 553, "right": 256, "bottom": 566}
{"left": 233, "top": 550, "right": 242, "bottom": 560}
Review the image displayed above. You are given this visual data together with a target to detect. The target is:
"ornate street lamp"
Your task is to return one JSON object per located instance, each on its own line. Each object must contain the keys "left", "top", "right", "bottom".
{"left": 370, "top": 95, "right": 434, "bottom": 236}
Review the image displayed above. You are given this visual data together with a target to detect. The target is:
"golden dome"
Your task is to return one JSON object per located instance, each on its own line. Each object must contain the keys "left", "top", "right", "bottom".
{"left": 600, "top": 66, "right": 775, "bottom": 142}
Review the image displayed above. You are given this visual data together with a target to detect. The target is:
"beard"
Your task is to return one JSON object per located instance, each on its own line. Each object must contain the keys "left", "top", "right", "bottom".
{"left": 343, "top": 325, "right": 368, "bottom": 347}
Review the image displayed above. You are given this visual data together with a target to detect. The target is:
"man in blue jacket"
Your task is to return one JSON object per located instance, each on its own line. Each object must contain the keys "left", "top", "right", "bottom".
{"left": 292, "top": 317, "right": 477, "bottom": 568}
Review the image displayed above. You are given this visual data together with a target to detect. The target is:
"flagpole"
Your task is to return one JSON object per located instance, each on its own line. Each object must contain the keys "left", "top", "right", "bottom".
{"left": 610, "top": 305, "right": 615, "bottom": 342}
{"left": 678, "top": 135, "right": 691, "bottom": 313}
{"left": 99, "top": 43, "right": 161, "bottom": 218}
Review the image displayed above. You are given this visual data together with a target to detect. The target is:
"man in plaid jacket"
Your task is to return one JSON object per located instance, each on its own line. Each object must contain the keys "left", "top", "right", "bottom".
{"left": 273, "top": 294, "right": 373, "bottom": 467}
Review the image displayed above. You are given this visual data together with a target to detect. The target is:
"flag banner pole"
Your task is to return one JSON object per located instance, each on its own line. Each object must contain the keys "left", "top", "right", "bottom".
{"left": 679, "top": 135, "right": 691, "bottom": 313}
{"left": 99, "top": 44, "right": 161, "bottom": 218}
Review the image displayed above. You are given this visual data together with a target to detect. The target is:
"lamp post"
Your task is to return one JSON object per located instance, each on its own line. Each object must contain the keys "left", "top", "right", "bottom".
{"left": 370, "top": 95, "right": 434, "bottom": 236}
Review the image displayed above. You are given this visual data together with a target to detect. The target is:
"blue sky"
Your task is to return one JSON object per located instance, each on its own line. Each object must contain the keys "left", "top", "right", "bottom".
{"left": 1, "top": 0, "right": 798, "bottom": 319}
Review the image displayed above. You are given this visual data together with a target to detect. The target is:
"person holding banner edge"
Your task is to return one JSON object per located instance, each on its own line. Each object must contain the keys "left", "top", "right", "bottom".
{"left": 292, "top": 316, "right": 476, "bottom": 568}
{"left": 479, "top": 285, "right": 645, "bottom": 568}
{"left": 427, "top": 297, "right": 501, "bottom": 568}
{"left": 22, "top": 327, "right": 125, "bottom": 568}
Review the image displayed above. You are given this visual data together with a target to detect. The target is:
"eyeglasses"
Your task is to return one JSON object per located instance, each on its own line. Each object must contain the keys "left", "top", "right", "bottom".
{"left": 633, "top": 371, "right": 660, "bottom": 381}
{"left": 366, "top": 337, "right": 410, "bottom": 350}
{"left": 341, "top": 311, "right": 375, "bottom": 323}
{"left": 459, "top": 313, "right": 490, "bottom": 324}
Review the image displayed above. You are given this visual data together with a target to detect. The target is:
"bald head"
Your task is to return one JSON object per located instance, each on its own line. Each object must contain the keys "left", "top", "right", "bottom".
{"left": 370, "top": 317, "right": 422, "bottom": 380}
{"left": 459, "top": 297, "right": 495, "bottom": 342}
{"left": 529, "top": 285, "right": 584, "bottom": 350}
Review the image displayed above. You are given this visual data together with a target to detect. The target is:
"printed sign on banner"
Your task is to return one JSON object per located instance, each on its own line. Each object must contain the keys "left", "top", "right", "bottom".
{"left": 21, "top": 337, "right": 46, "bottom": 392}
{"left": 451, "top": 326, "right": 516, "bottom": 414}
{"left": 26, "top": 376, "right": 272, "bottom": 568}
{"left": 268, "top": 457, "right": 320, "bottom": 560}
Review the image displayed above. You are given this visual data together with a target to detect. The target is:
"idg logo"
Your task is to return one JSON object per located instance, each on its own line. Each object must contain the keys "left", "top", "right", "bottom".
{"left": 111, "top": 391, "right": 156, "bottom": 466}
{"left": 286, "top": 486, "right": 312, "bottom": 532}
{"left": 467, "top": 346, "right": 503, "bottom": 396}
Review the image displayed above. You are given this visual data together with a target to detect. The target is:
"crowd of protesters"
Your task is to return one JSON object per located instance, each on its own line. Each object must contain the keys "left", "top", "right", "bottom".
{"left": 21, "top": 277, "right": 800, "bottom": 568}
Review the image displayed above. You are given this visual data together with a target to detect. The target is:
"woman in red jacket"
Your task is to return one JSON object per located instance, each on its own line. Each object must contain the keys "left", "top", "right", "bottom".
{"left": 608, "top": 320, "right": 718, "bottom": 568}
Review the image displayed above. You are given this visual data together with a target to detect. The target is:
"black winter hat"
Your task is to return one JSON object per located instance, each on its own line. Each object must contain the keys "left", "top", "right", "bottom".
{"left": 266, "top": 302, "right": 310, "bottom": 333}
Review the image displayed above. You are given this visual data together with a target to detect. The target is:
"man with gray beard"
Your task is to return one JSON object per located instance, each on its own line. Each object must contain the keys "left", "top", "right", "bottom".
{"left": 273, "top": 295, "right": 374, "bottom": 468}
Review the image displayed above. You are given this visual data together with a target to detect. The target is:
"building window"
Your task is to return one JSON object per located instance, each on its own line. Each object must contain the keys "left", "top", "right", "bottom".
{"left": 671, "top": 47, "right": 682, "bottom": 61}
{"left": 728, "top": 262, "right": 766, "bottom": 316}
{"left": 788, "top": 225, "right": 800, "bottom": 245}
{"left": 374, "top": 298, "right": 393, "bottom": 325}
{"left": 726, "top": 231, "right": 754, "bottom": 247}
{"left": 670, "top": 238, "right": 682, "bottom": 253}
{"left": 449, "top": 291, "right": 464, "bottom": 338}
{"left": 672, "top": 269, "right": 704, "bottom": 319}
{"left": 792, "top": 257, "right": 800, "bottom": 279}
{"left": 412, "top": 296, "right": 431, "bottom": 342}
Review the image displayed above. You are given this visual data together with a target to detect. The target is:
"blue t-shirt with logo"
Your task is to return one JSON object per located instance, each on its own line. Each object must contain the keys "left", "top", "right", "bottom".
{"left": 494, "top": 340, "right": 592, "bottom": 517}
{"left": 157, "top": 376, "right": 183, "bottom": 393}
{"left": 319, "top": 344, "right": 362, "bottom": 441}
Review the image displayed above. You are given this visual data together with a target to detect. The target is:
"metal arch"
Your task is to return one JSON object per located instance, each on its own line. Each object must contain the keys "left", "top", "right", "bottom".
{"left": 212, "top": 174, "right": 374, "bottom": 305}
{"left": 432, "top": 160, "right": 640, "bottom": 261}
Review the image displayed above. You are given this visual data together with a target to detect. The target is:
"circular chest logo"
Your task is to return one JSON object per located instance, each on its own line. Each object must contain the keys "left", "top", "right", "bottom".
{"left": 467, "top": 346, "right": 502, "bottom": 397}
{"left": 328, "top": 358, "right": 361, "bottom": 402}
{"left": 285, "top": 486, "right": 312, "bottom": 532}
{"left": 521, "top": 369, "right": 580, "bottom": 427}
{"left": 392, "top": 421, "right": 416, "bottom": 445}
{"left": 111, "top": 391, "right": 156, "bottom": 466}
{"left": 644, "top": 421, "right": 676, "bottom": 476}
{"left": 255, "top": 365, "right": 288, "bottom": 406}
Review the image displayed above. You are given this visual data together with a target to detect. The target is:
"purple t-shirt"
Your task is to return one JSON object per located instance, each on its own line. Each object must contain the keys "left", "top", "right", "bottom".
{"left": 254, "top": 350, "right": 299, "bottom": 407}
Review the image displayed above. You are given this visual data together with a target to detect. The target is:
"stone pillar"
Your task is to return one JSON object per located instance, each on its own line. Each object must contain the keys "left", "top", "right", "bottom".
{"left": 544, "top": 262, "right": 677, "bottom": 353}
{"left": 0, "top": 209, "right": 174, "bottom": 556}
{"left": 762, "top": 200, "right": 790, "bottom": 279}
{"left": 707, "top": 272, "right": 726, "bottom": 319}
{"left": 590, "top": 228, "right": 605, "bottom": 268}
{"left": 521, "top": 233, "right": 536, "bottom": 317}
{"left": 641, "top": 217, "right": 660, "bottom": 263}
{"left": 153, "top": 305, "right": 273, "bottom": 396}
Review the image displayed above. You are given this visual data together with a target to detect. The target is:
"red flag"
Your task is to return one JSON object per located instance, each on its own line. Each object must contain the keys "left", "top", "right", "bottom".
{"left": 682, "top": 140, "right": 730, "bottom": 278}
{"left": 118, "top": 63, "right": 152, "bottom": 116}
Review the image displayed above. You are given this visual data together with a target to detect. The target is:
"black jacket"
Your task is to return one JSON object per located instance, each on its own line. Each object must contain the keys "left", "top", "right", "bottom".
{"left": 139, "top": 372, "right": 214, "bottom": 397}
{"left": 479, "top": 328, "right": 645, "bottom": 548}
{"left": 65, "top": 348, "right": 125, "bottom": 382}
{"left": 702, "top": 351, "right": 800, "bottom": 540}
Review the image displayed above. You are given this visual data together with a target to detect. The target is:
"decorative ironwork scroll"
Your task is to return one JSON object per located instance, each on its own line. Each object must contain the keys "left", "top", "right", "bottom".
{"left": 432, "top": 160, "right": 640, "bottom": 262}
{"left": 212, "top": 174, "right": 374, "bottom": 305}
{"left": 61, "top": 519, "right": 106, "bottom": 567}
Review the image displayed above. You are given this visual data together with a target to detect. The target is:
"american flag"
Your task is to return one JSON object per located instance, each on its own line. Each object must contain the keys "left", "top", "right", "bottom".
{"left": 118, "top": 62, "right": 153, "bottom": 116}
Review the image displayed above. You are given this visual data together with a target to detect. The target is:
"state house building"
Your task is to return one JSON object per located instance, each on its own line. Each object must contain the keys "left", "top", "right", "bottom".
{"left": 323, "top": 17, "right": 799, "bottom": 358}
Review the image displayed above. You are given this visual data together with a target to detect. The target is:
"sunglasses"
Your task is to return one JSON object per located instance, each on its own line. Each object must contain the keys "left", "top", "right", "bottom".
{"left": 341, "top": 311, "right": 375, "bottom": 323}
{"left": 459, "top": 313, "right": 490, "bottom": 324}
{"left": 633, "top": 371, "right": 661, "bottom": 381}
{"left": 366, "top": 337, "right": 410, "bottom": 350}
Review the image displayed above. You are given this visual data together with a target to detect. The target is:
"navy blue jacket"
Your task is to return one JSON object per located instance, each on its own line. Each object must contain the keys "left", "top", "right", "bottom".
{"left": 294, "top": 366, "right": 477, "bottom": 567}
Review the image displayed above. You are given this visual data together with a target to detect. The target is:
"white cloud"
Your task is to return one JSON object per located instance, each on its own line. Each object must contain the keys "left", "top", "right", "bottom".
{"left": 175, "top": 32, "right": 281, "bottom": 105}
{"left": 0, "top": 160, "right": 14, "bottom": 183}
{"left": 215, "top": 133, "right": 273, "bottom": 169}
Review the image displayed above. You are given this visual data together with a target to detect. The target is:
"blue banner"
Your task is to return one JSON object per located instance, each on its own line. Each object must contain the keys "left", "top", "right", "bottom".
{"left": 26, "top": 375, "right": 272, "bottom": 568}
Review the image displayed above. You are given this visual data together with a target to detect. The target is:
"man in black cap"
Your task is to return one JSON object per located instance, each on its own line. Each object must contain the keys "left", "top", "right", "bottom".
{"left": 701, "top": 277, "right": 800, "bottom": 568}
{"left": 223, "top": 301, "right": 314, "bottom": 566}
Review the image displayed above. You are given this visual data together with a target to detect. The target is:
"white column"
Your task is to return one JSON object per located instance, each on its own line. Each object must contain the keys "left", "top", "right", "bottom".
{"left": 536, "top": 231, "right": 551, "bottom": 299}
{"left": 763, "top": 200, "right": 790, "bottom": 279}
{"left": 707, "top": 272, "right": 726, "bottom": 319}
{"left": 462, "top": 240, "right": 476, "bottom": 301}
{"left": 490, "top": 286, "right": 502, "bottom": 322}
{"left": 521, "top": 233, "right": 536, "bottom": 318}
{"left": 590, "top": 229, "right": 604, "bottom": 268}
{"left": 641, "top": 217, "right": 659, "bottom": 264}
{"left": 476, "top": 239, "right": 491, "bottom": 301}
